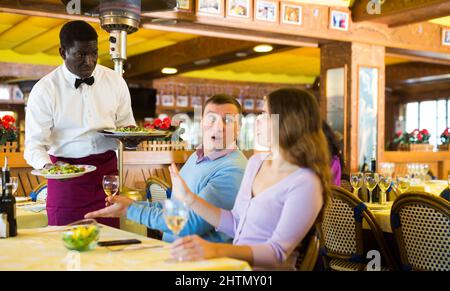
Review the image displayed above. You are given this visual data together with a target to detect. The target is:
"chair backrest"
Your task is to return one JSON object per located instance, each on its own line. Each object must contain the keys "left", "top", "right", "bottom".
{"left": 390, "top": 192, "right": 450, "bottom": 271}
{"left": 145, "top": 176, "right": 171, "bottom": 203}
{"left": 296, "top": 229, "right": 320, "bottom": 271}
{"left": 29, "top": 181, "right": 47, "bottom": 202}
{"left": 317, "top": 186, "right": 397, "bottom": 270}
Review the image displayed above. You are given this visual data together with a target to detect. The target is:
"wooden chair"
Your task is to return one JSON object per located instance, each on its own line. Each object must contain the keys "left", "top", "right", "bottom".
{"left": 390, "top": 192, "right": 450, "bottom": 271}
{"left": 144, "top": 176, "right": 172, "bottom": 240}
{"left": 295, "top": 228, "right": 320, "bottom": 271}
{"left": 145, "top": 176, "right": 171, "bottom": 203}
{"left": 316, "top": 186, "right": 397, "bottom": 271}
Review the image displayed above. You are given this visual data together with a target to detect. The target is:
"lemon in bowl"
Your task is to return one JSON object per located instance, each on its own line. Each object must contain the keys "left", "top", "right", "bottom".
{"left": 62, "top": 219, "right": 100, "bottom": 251}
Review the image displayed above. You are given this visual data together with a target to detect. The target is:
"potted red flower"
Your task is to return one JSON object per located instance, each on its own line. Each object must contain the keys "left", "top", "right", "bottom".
{"left": 0, "top": 115, "right": 18, "bottom": 152}
{"left": 439, "top": 127, "right": 450, "bottom": 151}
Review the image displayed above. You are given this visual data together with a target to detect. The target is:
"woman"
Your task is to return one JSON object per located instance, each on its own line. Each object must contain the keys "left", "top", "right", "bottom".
{"left": 86, "top": 88, "right": 331, "bottom": 270}
{"left": 322, "top": 121, "right": 344, "bottom": 186}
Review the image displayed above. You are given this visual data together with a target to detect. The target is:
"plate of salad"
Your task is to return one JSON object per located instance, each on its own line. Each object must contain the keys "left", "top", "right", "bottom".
{"left": 31, "top": 164, "right": 96, "bottom": 179}
{"left": 101, "top": 127, "right": 169, "bottom": 137}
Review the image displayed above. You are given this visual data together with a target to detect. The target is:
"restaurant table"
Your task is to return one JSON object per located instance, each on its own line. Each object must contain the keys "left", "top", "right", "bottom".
{"left": 0, "top": 225, "right": 252, "bottom": 271}
{"left": 362, "top": 180, "right": 446, "bottom": 233}
{"left": 17, "top": 203, "right": 48, "bottom": 229}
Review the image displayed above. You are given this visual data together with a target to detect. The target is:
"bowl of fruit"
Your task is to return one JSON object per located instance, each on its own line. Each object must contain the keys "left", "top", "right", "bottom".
{"left": 62, "top": 219, "right": 100, "bottom": 252}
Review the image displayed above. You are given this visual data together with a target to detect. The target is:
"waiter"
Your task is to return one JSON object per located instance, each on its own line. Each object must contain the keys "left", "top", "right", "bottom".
{"left": 24, "top": 21, "right": 136, "bottom": 227}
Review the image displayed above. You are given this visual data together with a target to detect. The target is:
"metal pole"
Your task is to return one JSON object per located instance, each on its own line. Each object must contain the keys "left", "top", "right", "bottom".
{"left": 111, "top": 30, "right": 128, "bottom": 192}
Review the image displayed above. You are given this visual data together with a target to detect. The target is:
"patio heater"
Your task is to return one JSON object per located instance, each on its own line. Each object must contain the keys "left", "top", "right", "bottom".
{"left": 98, "top": 0, "right": 141, "bottom": 193}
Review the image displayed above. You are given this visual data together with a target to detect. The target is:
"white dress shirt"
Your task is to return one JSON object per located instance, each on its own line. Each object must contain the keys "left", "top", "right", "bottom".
{"left": 25, "top": 63, "right": 136, "bottom": 169}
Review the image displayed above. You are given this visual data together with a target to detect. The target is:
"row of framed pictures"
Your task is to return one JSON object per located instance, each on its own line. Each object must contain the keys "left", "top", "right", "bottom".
{"left": 177, "top": 0, "right": 350, "bottom": 30}
{"left": 157, "top": 94, "right": 265, "bottom": 111}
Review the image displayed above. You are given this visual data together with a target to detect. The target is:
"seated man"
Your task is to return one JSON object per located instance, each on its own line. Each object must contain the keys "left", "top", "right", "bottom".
{"left": 86, "top": 95, "right": 247, "bottom": 243}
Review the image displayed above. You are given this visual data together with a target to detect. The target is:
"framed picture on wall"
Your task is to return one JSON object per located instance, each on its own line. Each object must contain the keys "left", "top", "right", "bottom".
{"left": 227, "top": 0, "right": 252, "bottom": 19}
{"left": 243, "top": 99, "right": 255, "bottom": 110}
{"left": 190, "top": 96, "right": 203, "bottom": 107}
{"left": 443, "top": 28, "right": 450, "bottom": 46}
{"left": 254, "top": 0, "right": 278, "bottom": 23}
{"left": 256, "top": 99, "right": 265, "bottom": 111}
{"left": 161, "top": 95, "right": 175, "bottom": 107}
{"left": 330, "top": 10, "right": 349, "bottom": 31}
{"left": 176, "top": 95, "right": 189, "bottom": 107}
{"left": 197, "top": 0, "right": 224, "bottom": 17}
{"left": 281, "top": 3, "right": 302, "bottom": 25}
{"left": 176, "top": 0, "right": 193, "bottom": 12}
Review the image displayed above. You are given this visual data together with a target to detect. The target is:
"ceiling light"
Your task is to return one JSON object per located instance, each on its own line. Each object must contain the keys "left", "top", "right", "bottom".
{"left": 161, "top": 67, "right": 178, "bottom": 74}
{"left": 253, "top": 45, "right": 273, "bottom": 53}
{"left": 235, "top": 52, "right": 248, "bottom": 58}
{"left": 194, "top": 59, "right": 211, "bottom": 66}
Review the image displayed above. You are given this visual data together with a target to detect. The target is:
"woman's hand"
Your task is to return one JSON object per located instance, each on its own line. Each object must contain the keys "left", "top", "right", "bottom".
{"left": 84, "top": 195, "right": 133, "bottom": 219}
{"left": 168, "top": 163, "right": 195, "bottom": 206}
{"left": 170, "top": 235, "right": 219, "bottom": 261}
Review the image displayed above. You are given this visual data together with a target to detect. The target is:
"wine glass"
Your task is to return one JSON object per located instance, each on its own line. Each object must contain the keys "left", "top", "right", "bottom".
{"left": 378, "top": 174, "right": 391, "bottom": 204}
{"left": 350, "top": 172, "right": 364, "bottom": 196}
{"left": 364, "top": 173, "right": 379, "bottom": 204}
{"left": 102, "top": 175, "right": 119, "bottom": 197}
{"left": 163, "top": 199, "right": 189, "bottom": 261}
{"left": 397, "top": 175, "right": 411, "bottom": 194}
{"left": 10, "top": 177, "right": 18, "bottom": 195}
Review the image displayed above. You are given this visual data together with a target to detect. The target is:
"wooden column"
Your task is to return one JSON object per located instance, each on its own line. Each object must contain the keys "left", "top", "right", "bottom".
{"left": 321, "top": 42, "right": 385, "bottom": 173}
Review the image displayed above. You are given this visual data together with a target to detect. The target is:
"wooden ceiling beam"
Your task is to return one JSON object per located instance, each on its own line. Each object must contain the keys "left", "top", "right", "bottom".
{"left": 352, "top": 0, "right": 450, "bottom": 27}
{"left": 125, "top": 37, "right": 270, "bottom": 79}
{"left": 386, "top": 62, "right": 450, "bottom": 86}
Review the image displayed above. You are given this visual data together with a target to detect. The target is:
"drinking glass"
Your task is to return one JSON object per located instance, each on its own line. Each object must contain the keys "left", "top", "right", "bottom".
{"left": 364, "top": 173, "right": 379, "bottom": 204}
{"left": 378, "top": 174, "right": 391, "bottom": 204}
{"left": 397, "top": 175, "right": 411, "bottom": 194}
{"left": 10, "top": 177, "right": 18, "bottom": 195}
{"left": 102, "top": 175, "right": 119, "bottom": 197}
{"left": 163, "top": 199, "right": 189, "bottom": 261}
{"left": 350, "top": 172, "right": 364, "bottom": 196}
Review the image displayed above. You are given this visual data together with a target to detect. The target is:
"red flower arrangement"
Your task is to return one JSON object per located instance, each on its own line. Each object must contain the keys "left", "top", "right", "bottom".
{"left": 144, "top": 117, "right": 172, "bottom": 131}
{"left": 440, "top": 127, "right": 450, "bottom": 144}
{"left": 0, "top": 115, "right": 18, "bottom": 145}
{"left": 393, "top": 128, "right": 430, "bottom": 145}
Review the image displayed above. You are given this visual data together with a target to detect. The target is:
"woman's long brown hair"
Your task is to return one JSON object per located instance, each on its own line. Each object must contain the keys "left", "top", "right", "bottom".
{"left": 266, "top": 88, "right": 331, "bottom": 206}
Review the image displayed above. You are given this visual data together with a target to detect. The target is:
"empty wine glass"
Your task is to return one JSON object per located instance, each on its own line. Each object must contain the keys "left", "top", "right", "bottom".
{"left": 102, "top": 175, "right": 119, "bottom": 197}
{"left": 163, "top": 199, "right": 189, "bottom": 261}
{"left": 380, "top": 163, "right": 395, "bottom": 177}
{"left": 350, "top": 172, "right": 364, "bottom": 196}
{"left": 378, "top": 174, "right": 391, "bottom": 204}
{"left": 10, "top": 177, "right": 18, "bottom": 195}
{"left": 364, "top": 173, "right": 379, "bottom": 204}
{"left": 397, "top": 175, "right": 411, "bottom": 194}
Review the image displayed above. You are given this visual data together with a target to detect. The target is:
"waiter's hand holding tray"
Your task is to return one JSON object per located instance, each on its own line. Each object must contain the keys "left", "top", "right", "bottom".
{"left": 31, "top": 162, "right": 97, "bottom": 180}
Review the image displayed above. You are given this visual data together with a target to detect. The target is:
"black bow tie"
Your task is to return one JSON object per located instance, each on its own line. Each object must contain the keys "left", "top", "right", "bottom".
{"left": 74, "top": 76, "right": 95, "bottom": 89}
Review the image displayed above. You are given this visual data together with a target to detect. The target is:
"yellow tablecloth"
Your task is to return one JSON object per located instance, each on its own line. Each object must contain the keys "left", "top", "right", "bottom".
{"left": 408, "top": 180, "right": 447, "bottom": 196}
{"left": 0, "top": 225, "right": 252, "bottom": 271}
{"left": 17, "top": 205, "right": 48, "bottom": 229}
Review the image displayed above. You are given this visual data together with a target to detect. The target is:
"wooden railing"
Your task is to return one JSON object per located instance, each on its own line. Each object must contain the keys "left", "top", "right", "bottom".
{"left": 380, "top": 151, "right": 450, "bottom": 179}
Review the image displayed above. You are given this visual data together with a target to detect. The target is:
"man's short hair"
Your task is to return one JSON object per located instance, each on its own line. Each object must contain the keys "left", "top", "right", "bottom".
{"left": 60, "top": 20, "right": 98, "bottom": 49}
{"left": 204, "top": 94, "right": 242, "bottom": 115}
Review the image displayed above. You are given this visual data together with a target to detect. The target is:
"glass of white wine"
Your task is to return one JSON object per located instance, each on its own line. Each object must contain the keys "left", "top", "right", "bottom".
{"left": 364, "top": 173, "right": 379, "bottom": 204}
{"left": 163, "top": 199, "right": 189, "bottom": 261}
{"left": 378, "top": 174, "right": 391, "bottom": 204}
{"left": 102, "top": 175, "right": 119, "bottom": 197}
{"left": 350, "top": 172, "right": 364, "bottom": 197}
{"left": 397, "top": 175, "right": 411, "bottom": 194}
